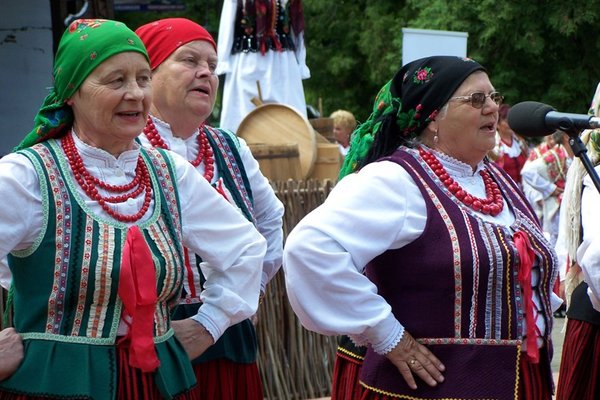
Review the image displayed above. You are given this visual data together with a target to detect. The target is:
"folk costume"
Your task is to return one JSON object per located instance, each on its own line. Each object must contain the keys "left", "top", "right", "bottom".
{"left": 136, "top": 18, "right": 284, "bottom": 400}
{"left": 521, "top": 140, "right": 552, "bottom": 225}
{"left": 0, "top": 19, "right": 266, "bottom": 400}
{"left": 216, "top": 0, "right": 310, "bottom": 132}
{"left": 493, "top": 103, "right": 529, "bottom": 186}
{"left": 521, "top": 142, "right": 571, "bottom": 246}
{"left": 284, "top": 56, "right": 561, "bottom": 400}
{"left": 555, "top": 84, "right": 600, "bottom": 400}
{"left": 493, "top": 133, "right": 529, "bottom": 184}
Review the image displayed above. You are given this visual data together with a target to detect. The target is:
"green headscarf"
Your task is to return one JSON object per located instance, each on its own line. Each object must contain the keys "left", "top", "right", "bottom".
{"left": 15, "top": 19, "right": 149, "bottom": 151}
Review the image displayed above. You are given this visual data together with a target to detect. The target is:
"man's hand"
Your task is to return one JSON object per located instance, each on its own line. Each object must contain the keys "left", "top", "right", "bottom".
{"left": 0, "top": 328, "right": 23, "bottom": 381}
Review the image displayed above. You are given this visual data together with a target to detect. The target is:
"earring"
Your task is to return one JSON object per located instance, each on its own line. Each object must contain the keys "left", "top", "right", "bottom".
{"left": 433, "top": 130, "right": 439, "bottom": 144}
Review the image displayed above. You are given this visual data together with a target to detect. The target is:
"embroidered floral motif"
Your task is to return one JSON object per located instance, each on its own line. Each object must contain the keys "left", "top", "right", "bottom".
{"left": 69, "top": 19, "right": 104, "bottom": 34}
{"left": 413, "top": 67, "right": 433, "bottom": 84}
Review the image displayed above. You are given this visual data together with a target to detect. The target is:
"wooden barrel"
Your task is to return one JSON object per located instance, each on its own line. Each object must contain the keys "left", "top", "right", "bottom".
{"left": 238, "top": 104, "right": 317, "bottom": 179}
{"left": 248, "top": 143, "right": 302, "bottom": 181}
{"left": 308, "top": 143, "right": 342, "bottom": 181}
{"left": 309, "top": 117, "right": 334, "bottom": 142}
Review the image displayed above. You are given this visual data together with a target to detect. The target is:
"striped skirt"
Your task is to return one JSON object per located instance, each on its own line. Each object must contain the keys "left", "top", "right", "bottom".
{"left": 556, "top": 318, "right": 600, "bottom": 400}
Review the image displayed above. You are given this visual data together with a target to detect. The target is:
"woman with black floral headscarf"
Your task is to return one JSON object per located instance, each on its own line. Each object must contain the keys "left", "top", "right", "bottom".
{"left": 284, "top": 56, "right": 562, "bottom": 399}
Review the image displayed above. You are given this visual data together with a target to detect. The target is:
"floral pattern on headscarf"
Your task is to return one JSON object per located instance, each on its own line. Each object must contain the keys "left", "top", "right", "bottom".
{"left": 339, "top": 56, "right": 486, "bottom": 179}
{"left": 15, "top": 19, "right": 149, "bottom": 151}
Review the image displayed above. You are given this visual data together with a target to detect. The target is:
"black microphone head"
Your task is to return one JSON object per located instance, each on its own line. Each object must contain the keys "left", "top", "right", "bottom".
{"left": 507, "top": 101, "right": 556, "bottom": 137}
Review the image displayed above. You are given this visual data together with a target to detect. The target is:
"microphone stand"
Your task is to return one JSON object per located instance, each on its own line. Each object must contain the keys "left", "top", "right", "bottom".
{"left": 564, "top": 128, "right": 600, "bottom": 195}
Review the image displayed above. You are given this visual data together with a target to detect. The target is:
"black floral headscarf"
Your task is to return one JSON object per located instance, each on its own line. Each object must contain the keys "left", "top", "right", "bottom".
{"left": 339, "top": 56, "right": 486, "bottom": 178}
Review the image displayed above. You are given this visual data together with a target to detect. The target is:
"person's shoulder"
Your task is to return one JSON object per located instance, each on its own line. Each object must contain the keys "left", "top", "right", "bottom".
{"left": 207, "top": 126, "right": 241, "bottom": 149}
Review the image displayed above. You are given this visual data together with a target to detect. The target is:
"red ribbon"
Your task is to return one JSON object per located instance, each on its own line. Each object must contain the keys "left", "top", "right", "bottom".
{"left": 118, "top": 226, "right": 160, "bottom": 372}
{"left": 513, "top": 230, "right": 539, "bottom": 364}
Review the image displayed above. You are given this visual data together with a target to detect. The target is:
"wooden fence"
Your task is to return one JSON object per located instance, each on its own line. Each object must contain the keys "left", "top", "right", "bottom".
{"left": 0, "top": 179, "right": 339, "bottom": 400}
{"left": 256, "top": 179, "right": 338, "bottom": 400}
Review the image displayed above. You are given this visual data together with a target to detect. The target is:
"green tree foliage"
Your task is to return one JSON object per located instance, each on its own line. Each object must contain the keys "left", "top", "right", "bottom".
{"left": 117, "top": 0, "right": 600, "bottom": 122}
{"left": 303, "top": 0, "right": 600, "bottom": 119}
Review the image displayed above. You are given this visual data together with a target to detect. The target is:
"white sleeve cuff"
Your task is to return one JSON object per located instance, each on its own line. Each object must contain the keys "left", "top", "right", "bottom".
{"left": 351, "top": 315, "right": 405, "bottom": 355}
{"left": 190, "top": 307, "right": 225, "bottom": 342}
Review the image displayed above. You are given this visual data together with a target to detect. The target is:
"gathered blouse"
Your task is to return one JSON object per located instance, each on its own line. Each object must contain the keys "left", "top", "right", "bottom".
{"left": 283, "top": 148, "right": 562, "bottom": 354}
{"left": 0, "top": 131, "right": 266, "bottom": 341}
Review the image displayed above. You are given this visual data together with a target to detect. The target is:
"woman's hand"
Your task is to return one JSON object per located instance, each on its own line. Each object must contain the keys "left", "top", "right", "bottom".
{"left": 0, "top": 328, "right": 23, "bottom": 381}
{"left": 385, "top": 330, "right": 445, "bottom": 390}
{"left": 171, "top": 319, "right": 215, "bottom": 360}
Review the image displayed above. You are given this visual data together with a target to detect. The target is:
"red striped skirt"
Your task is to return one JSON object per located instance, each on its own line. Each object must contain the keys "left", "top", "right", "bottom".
{"left": 0, "top": 343, "right": 199, "bottom": 400}
{"left": 331, "top": 352, "right": 364, "bottom": 400}
{"left": 189, "top": 358, "right": 263, "bottom": 400}
{"left": 556, "top": 318, "right": 600, "bottom": 400}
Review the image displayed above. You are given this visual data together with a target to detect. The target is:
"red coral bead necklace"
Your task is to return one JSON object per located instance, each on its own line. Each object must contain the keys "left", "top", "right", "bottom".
{"left": 143, "top": 116, "right": 215, "bottom": 182}
{"left": 418, "top": 147, "right": 504, "bottom": 216}
{"left": 62, "top": 132, "right": 153, "bottom": 223}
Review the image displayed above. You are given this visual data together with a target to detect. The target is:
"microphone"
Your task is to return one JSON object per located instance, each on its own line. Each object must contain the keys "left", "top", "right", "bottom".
{"left": 507, "top": 101, "right": 600, "bottom": 137}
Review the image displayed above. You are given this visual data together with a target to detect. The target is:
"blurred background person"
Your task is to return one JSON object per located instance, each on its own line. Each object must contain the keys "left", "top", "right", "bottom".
{"left": 330, "top": 109, "right": 356, "bottom": 158}
{"left": 521, "top": 130, "right": 573, "bottom": 247}
{"left": 490, "top": 103, "right": 529, "bottom": 185}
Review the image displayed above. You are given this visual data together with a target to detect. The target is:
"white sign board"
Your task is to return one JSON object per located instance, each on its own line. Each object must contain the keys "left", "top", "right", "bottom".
{"left": 402, "top": 28, "right": 468, "bottom": 66}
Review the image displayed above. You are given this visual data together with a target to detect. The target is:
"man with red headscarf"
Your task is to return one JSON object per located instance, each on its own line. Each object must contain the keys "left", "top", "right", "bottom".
{"left": 135, "top": 18, "right": 284, "bottom": 399}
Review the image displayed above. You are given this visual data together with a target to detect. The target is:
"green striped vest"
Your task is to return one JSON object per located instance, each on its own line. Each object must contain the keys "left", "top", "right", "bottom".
{"left": 1, "top": 140, "right": 195, "bottom": 400}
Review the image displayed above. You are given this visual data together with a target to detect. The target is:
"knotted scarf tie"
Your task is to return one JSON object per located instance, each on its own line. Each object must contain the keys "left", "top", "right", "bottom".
{"left": 513, "top": 230, "right": 539, "bottom": 364}
{"left": 118, "top": 226, "right": 160, "bottom": 372}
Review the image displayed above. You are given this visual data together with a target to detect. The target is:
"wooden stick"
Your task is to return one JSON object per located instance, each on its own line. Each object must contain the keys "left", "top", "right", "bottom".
{"left": 256, "top": 80, "right": 263, "bottom": 103}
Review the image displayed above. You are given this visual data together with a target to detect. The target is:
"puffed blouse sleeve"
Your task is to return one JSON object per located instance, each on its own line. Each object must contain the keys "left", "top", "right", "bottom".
{"left": 170, "top": 151, "right": 267, "bottom": 341}
{"left": 283, "top": 160, "right": 426, "bottom": 354}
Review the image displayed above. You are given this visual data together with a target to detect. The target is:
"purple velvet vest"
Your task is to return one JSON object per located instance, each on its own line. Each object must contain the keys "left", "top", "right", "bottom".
{"left": 360, "top": 148, "right": 557, "bottom": 399}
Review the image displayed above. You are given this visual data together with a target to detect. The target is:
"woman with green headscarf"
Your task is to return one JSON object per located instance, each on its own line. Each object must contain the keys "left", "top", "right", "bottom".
{"left": 284, "top": 56, "right": 561, "bottom": 400}
{"left": 0, "top": 19, "right": 266, "bottom": 399}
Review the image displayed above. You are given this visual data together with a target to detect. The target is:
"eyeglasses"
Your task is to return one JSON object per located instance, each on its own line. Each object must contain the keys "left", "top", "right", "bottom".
{"left": 448, "top": 91, "right": 504, "bottom": 109}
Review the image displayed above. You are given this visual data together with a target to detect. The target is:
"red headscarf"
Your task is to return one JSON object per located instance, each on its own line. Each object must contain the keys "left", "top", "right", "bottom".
{"left": 135, "top": 18, "right": 217, "bottom": 70}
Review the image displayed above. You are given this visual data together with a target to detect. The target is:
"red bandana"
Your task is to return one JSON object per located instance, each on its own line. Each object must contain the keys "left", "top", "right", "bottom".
{"left": 136, "top": 18, "right": 217, "bottom": 70}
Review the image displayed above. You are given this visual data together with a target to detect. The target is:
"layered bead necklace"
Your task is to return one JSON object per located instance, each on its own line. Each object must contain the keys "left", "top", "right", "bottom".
{"left": 143, "top": 117, "right": 215, "bottom": 182}
{"left": 62, "top": 133, "right": 153, "bottom": 223}
{"left": 418, "top": 147, "right": 504, "bottom": 216}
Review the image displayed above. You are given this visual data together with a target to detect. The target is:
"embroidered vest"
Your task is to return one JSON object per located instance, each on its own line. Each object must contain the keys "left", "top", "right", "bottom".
{"left": 1, "top": 140, "right": 195, "bottom": 399}
{"left": 172, "top": 126, "right": 258, "bottom": 364}
{"left": 232, "top": 0, "right": 299, "bottom": 55}
{"left": 360, "top": 148, "right": 557, "bottom": 399}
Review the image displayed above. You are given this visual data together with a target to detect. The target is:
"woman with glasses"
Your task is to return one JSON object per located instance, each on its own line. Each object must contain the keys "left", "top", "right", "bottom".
{"left": 283, "top": 56, "right": 561, "bottom": 400}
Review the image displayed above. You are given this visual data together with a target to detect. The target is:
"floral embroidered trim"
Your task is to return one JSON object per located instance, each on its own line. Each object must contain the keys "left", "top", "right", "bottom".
{"left": 417, "top": 337, "right": 522, "bottom": 346}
